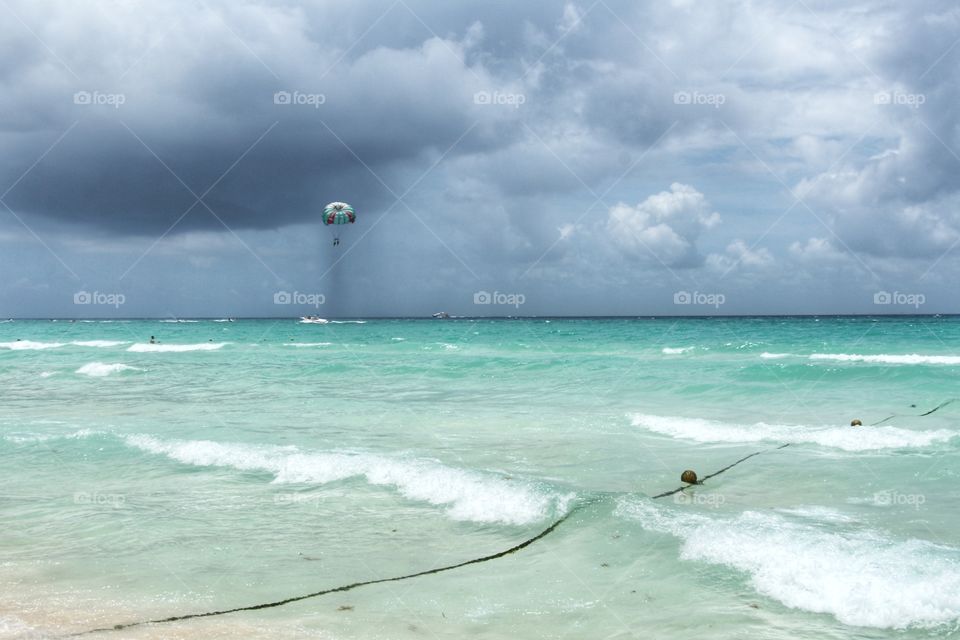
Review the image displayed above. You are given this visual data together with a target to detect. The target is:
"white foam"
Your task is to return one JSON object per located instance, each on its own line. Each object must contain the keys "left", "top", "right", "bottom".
{"left": 127, "top": 342, "right": 226, "bottom": 352}
{"left": 775, "top": 505, "right": 856, "bottom": 524}
{"left": 629, "top": 413, "right": 959, "bottom": 451}
{"left": 160, "top": 319, "right": 199, "bottom": 323}
{"left": 125, "top": 435, "right": 567, "bottom": 525}
{"left": 760, "top": 352, "right": 792, "bottom": 359}
{"left": 76, "top": 362, "right": 142, "bottom": 377}
{"left": 330, "top": 320, "right": 367, "bottom": 324}
{"left": 617, "top": 499, "right": 960, "bottom": 629}
{"left": 71, "top": 340, "right": 128, "bottom": 347}
{"left": 662, "top": 347, "right": 693, "bottom": 355}
{"left": 810, "top": 353, "right": 960, "bottom": 365}
{"left": 39, "top": 371, "right": 57, "bottom": 378}
{"left": 283, "top": 342, "right": 333, "bottom": 347}
{"left": 4, "top": 429, "right": 96, "bottom": 443}
{"left": 0, "top": 340, "right": 65, "bottom": 350}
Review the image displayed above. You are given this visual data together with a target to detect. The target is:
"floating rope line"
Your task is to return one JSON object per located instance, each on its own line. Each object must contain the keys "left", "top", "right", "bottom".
{"left": 650, "top": 444, "right": 792, "bottom": 499}
{"left": 870, "top": 398, "right": 959, "bottom": 425}
{"left": 70, "top": 503, "right": 587, "bottom": 636}
{"left": 651, "top": 398, "right": 957, "bottom": 499}
{"left": 70, "top": 398, "right": 956, "bottom": 636}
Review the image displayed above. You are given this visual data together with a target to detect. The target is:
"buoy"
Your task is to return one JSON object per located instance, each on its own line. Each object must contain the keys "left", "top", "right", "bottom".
{"left": 681, "top": 469, "right": 698, "bottom": 484}
{"left": 850, "top": 419, "right": 862, "bottom": 426}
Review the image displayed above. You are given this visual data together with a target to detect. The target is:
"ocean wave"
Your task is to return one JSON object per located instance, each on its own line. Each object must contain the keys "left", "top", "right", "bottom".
{"left": 71, "top": 340, "right": 128, "bottom": 348}
{"left": 159, "top": 319, "right": 199, "bottom": 323}
{"left": 127, "top": 342, "right": 226, "bottom": 352}
{"left": 330, "top": 320, "right": 367, "bottom": 324}
{"left": 283, "top": 342, "right": 333, "bottom": 347}
{"left": 662, "top": 347, "right": 693, "bottom": 355}
{"left": 0, "top": 340, "right": 128, "bottom": 350}
{"left": 629, "top": 413, "right": 959, "bottom": 451}
{"left": 75, "top": 362, "right": 142, "bottom": 377}
{"left": 0, "top": 340, "right": 65, "bottom": 350}
{"left": 810, "top": 353, "right": 960, "bottom": 365}
{"left": 3, "top": 428, "right": 97, "bottom": 443}
{"left": 125, "top": 435, "right": 568, "bottom": 525}
{"left": 617, "top": 499, "right": 960, "bottom": 629}
{"left": 760, "top": 352, "right": 792, "bottom": 359}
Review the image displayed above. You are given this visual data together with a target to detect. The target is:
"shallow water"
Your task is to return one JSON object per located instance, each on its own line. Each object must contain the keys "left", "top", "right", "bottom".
{"left": 2, "top": 317, "right": 959, "bottom": 638}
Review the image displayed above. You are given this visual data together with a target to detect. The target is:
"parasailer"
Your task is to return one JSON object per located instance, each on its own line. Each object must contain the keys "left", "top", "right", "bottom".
{"left": 323, "top": 201, "right": 355, "bottom": 246}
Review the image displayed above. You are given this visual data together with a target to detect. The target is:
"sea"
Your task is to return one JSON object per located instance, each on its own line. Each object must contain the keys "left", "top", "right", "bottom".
{"left": 2, "top": 316, "right": 959, "bottom": 639}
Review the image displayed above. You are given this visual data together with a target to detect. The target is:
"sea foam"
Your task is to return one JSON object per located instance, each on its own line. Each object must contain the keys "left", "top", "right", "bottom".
{"left": 124, "top": 435, "right": 568, "bottom": 525}
{"left": 127, "top": 342, "right": 226, "bottom": 352}
{"left": 0, "top": 340, "right": 65, "bottom": 350}
{"left": 617, "top": 499, "right": 960, "bottom": 629}
{"left": 662, "top": 347, "right": 693, "bottom": 354}
{"left": 75, "top": 362, "right": 142, "bottom": 377}
{"left": 629, "top": 413, "right": 959, "bottom": 451}
{"left": 810, "top": 353, "right": 960, "bottom": 365}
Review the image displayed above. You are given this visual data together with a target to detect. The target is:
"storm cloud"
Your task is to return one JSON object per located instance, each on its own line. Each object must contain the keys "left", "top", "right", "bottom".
{"left": 1, "top": 0, "right": 959, "bottom": 316}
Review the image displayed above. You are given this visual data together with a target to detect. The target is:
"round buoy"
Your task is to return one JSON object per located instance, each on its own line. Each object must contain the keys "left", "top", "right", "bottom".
{"left": 850, "top": 419, "right": 862, "bottom": 426}
{"left": 681, "top": 469, "right": 698, "bottom": 484}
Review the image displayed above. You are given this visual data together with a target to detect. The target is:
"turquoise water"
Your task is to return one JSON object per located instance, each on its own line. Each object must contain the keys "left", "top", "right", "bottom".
{"left": 2, "top": 317, "right": 959, "bottom": 639}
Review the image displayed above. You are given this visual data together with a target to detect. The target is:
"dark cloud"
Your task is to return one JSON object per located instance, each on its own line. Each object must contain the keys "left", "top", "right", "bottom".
{"left": 2, "top": 0, "right": 960, "bottom": 316}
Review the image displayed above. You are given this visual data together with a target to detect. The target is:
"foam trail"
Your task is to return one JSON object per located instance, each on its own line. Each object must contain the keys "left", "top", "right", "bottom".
{"left": 617, "top": 499, "right": 960, "bottom": 629}
{"left": 125, "top": 436, "right": 568, "bottom": 526}
{"left": 283, "top": 342, "right": 333, "bottom": 347}
{"left": 76, "top": 362, "right": 142, "bottom": 377}
{"left": 760, "top": 352, "right": 792, "bottom": 359}
{"left": 630, "top": 413, "right": 959, "bottom": 451}
{"left": 71, "top": 340, "right": 128, "bottom": 347}
{"left": 127, "top": 343, "right": 226, "bottom": 352}
{"left": 0, "top": 340, "right": 65, "bottom": 350}
{"left": 810, "top": 353, "right": 960, "bottom": 365}
{"left": 662, "top": 347, "right": 693, "bottom": 355}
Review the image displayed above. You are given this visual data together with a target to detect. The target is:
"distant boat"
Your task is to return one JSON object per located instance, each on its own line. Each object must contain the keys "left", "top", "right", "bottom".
{"left": 300, "top": 316, "right": 329, "bottom": 324}
{"left": 432, "top": 312, "right": 450, "bottom": 319}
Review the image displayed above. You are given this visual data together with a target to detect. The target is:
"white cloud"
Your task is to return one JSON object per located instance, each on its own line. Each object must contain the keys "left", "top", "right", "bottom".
{"left": 707, "top": 239, "right": 774, "bottom": 271}
{"left": 607, "top": 183, "right": 720, "bottom": 267}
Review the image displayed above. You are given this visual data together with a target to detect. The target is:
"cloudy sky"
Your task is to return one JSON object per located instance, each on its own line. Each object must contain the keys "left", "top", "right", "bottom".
{"left": 1, "top": 0, "right": 959, "bottom": 317}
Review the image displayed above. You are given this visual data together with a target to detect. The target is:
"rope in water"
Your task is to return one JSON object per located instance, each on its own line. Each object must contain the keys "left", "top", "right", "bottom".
{"left": 70, "top": 503, "right": 588, "bottom": 636}
{"left": 870, "top": 398, "right": 959, "bottom": 425}
{"left": 72, "top": 398, "right": 955, "bottom": 635}
{"left": 651, "top": 397, "right": 957, "bottom": 498}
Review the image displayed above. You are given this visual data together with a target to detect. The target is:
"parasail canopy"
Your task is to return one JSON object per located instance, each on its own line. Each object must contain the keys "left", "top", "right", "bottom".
{"left": 323, "top": 202, "right": 356, "bottom": 225}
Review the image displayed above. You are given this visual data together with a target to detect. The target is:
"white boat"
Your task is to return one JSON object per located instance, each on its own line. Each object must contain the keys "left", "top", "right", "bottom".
{"left": 432, "top": 312, "right": 450, "bottom": 319}
{"left": 299, "top": 316, "right": 329, "bottom": 324}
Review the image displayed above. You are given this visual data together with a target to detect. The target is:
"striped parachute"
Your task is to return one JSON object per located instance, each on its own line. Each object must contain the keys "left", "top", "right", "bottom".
{"left": 323, "top": 202, "right": 355, "bottom": 226}
{"left": 322, "top": 201, "right": 355, "bottom": 247}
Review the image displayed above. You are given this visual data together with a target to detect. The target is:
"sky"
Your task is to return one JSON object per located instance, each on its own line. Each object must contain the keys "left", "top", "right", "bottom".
{"left": 1, "top": 0, "right": 959, "bottom": 317}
